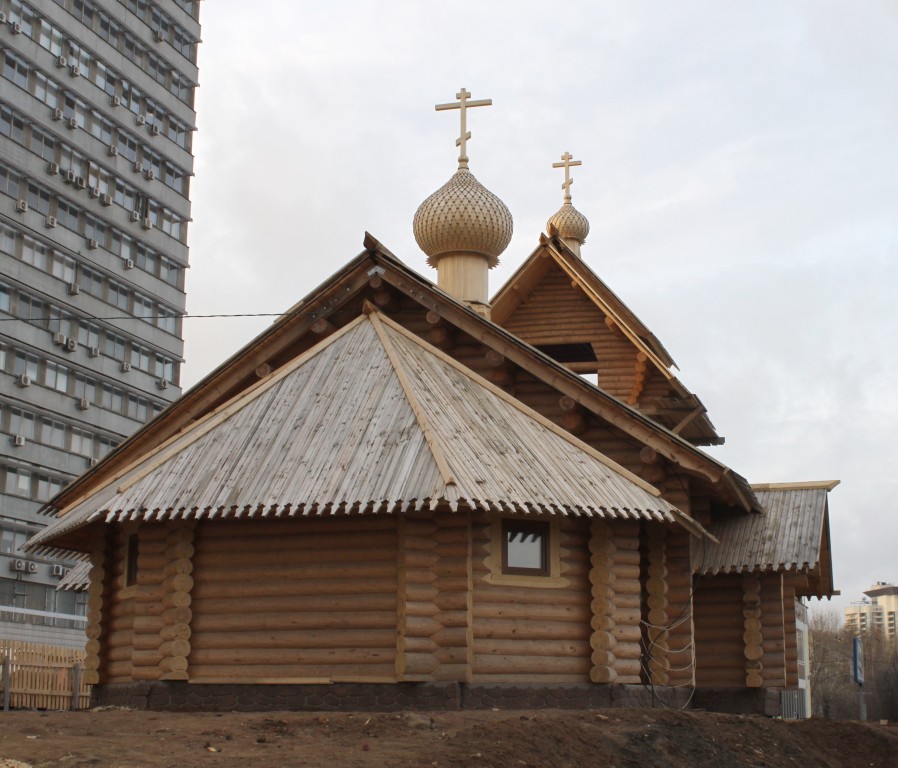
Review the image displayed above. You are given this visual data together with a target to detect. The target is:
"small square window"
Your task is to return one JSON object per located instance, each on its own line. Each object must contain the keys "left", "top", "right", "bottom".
{"left": 124, "top": 533, "right": 139, "bottom": 587}
{"left": 502, "top": 519, "right": 549, "bottom": 576}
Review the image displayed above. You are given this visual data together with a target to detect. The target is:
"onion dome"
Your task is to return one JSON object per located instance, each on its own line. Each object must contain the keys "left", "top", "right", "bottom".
{"left": 413, "top": 168, "right": 514, "bottom": 269}
{"left": 547, "top": 201, "right": 590, "bottom": 244}
{"left": 549, "top": 152, "right": 589, "bottom": 252}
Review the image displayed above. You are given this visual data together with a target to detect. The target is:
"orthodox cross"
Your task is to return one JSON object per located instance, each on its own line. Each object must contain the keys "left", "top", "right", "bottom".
{"left": 435, "top": 87, "right": 492, "bottom": 170}
{"left": 552, "top": 152, "right": 582, "bottom": 204}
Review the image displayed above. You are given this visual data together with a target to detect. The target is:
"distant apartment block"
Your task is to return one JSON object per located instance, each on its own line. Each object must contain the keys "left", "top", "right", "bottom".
{"left": 844, "top": 582, "right": 898, "bottom": 640}
{"left": 0, "top": 0, "right": 199, "bottom": 646}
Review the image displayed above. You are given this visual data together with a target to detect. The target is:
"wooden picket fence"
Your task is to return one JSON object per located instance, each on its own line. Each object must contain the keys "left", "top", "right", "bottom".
{"left": 0, "top": 640, "right": 91, "bottom": 710}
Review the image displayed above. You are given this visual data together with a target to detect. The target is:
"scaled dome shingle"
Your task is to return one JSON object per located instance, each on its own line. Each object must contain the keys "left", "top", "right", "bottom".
{"left": 547, "top": 202, "right": 590, "bottom": 244}
{"left": 413, "top": 168, "right": 513, "bottom": 268}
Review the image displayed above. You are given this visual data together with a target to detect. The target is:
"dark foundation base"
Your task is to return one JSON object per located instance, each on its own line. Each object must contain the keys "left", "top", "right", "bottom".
{"left": 93, "top": 681, "right": 694, "bottom": 712}
{"left": 692, "top": 687, "right": 785, "bottom": 717}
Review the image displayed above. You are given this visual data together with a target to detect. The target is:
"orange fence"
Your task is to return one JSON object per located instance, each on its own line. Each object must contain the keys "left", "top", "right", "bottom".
{"left": 0, "top": 640, "right": 91, "bottom": 710}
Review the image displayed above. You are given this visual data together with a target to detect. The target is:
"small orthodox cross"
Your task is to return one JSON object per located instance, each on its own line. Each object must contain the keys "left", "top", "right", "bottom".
{"left": 552, "top": 151, "right": 582, "bottom": 204}
{"left": 435, "top": 87, "right": 492, "bottom": 170}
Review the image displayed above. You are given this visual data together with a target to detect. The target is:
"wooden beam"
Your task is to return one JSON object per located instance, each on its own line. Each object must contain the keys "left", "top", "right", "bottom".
{"left": 672, "top": 404, "right": 705, "bottom": 436}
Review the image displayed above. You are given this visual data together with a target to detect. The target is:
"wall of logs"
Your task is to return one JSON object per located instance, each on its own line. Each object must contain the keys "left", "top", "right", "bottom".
{"left": 693, "top": 575, "right": 745, "bottom": 688}
{"left": 472, "top": 515, "right": 592, "bottom": 683}
{"left": 187, "top": 517, "right": 399, "bottom": 682}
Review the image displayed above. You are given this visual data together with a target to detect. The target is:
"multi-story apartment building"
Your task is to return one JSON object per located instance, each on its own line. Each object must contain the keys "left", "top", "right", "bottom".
{"left": 844, "top": 582, "right": 898, "bottom": 640}
{"left": 0, "top": 0, "right": 199, "bottom": 646}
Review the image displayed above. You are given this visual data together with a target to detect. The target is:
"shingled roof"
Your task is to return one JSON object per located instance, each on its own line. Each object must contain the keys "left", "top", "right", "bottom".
{"left": 29, "top": 310, "right": 709, "bottom": 557}
{"left": 694, "top": 481, "right": 838, "bottom": 597}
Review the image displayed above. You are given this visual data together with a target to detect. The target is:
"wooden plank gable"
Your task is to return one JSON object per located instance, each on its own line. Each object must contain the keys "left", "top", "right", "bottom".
{"left": 491, "top": 237, "right": 723, "bottom": 446}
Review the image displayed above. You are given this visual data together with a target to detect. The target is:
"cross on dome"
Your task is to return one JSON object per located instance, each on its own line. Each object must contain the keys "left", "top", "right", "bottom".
{"left": 435, "top": 87, "right": 492, "bottom": 170}
{"left": 552, "top": 151, "right": 582, "bottom": 204}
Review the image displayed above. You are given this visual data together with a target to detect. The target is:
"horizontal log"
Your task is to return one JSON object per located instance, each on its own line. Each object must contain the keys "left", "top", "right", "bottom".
{"left": 613, "top": 641, "right": 642, "bottom": 661}
{"left": 472, "top": 603, "right": 590, "bottom": 623}
{"left": 432, "top": 663, "right": 469, "bottom": 682}
{"left": 188, "top": 665, "right": 398, "bottom": 682}
{"left": 190, "top": 628, "right": 396, "bottom": 652}
{"left": 402, "top": 615, "right": 442, "bottom": 637}
{"left": 433, "top": 593, "right": 469, "bottom": 612}
{"left": 405, "top": 583, "right": 439, "bottom": 602}
{"left": 434, "top": 645, "right": 469, "bottom": 665}
{"left": 189, "top": 647, "right": 395, "bottom": 667}
{"left": 197, "top": 518, "right": 397, "bottom": 547}
{"left": 472, "top": 639, "right": 588, "bottom": 658}
{"left": 474, "top": 673, "right": 588, "bottom": 684}
{"left": 192, "top": 610, "right": 397, "bottom": 633}
{"left": 473, "top": 654, "right": 591, "bottom": 676}
{"left": 476, "top": 618, "right": 591, "bottom": 642}
{"left": 613, "top": 658, "right": 642, "bottom": 678}
{"left": 403, "top": 551, "right": 440, "bottom": 569}
{"left": 403, "top": 601, "right": 438, "bottom": 618}
{"left": 611, "top": 625, "right": 642, "bottom": 643}
{"left": 131, "top": 649, "right": 164, "bottom": 667}
{"left": 192, "top": 577, "right": 399, "bottom": 600}
{"left": 402, "top": 636, "right": 439, "bottom": 654}
{"left": 195, "top": 561, "right": 399, "bottom": 583}
{"left": 612, "top": 608, "right": 642, "bottom": 626}
{"left": 192, "top": 593, "right": 397, "bottom": 615}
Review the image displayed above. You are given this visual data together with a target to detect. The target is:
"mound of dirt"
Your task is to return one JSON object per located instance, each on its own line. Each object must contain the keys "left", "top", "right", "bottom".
{"left": 0, "top": 708, "right": 896, "bottom": 767}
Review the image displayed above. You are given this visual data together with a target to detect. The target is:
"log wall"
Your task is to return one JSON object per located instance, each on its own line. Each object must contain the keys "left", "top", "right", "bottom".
{"left": 693, "top": 575, "right": 745, "bottom": 688}
{"left": 188, "top": 517, "right": 399, "bottom": 682}
{"left": 396, "top": 510, "right": 472, "bottom": 682}
{"left": 102, "top": 528, "right": 137, "bottom": 683}
{"left": 759, "top": 574, "right": 786, "bottom": 687}
{"left": 472, "top": 515, "right": 592, "bottom": 683}
{"left": 588, "top": 520, "right": 644, "bottom": 684}
{"left": 783, "top": 578, "right": 800, "bottom": 686}
{"left": 84, "top": 532, "right": 111, "bottom": 686}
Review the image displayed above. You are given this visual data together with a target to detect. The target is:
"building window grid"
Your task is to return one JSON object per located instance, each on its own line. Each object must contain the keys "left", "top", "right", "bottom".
{"left": 0, "top": 159, "right": 186, "bottom": 290}
{"left": 1, "top": 279, "right": 180, "bottom": 384}
{"left": 3, "top": 342, "right": 167, "bottom": 420}
{"left": 26, "top": 0, "right": 197, "bottom": 101}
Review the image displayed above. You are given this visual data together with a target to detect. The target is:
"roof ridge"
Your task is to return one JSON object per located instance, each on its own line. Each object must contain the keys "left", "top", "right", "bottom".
{"left": 373, "top": 309, "right": 663, "bottom": 498}
{"left": 366, "top": 307, "right": 456, "bottom": 489}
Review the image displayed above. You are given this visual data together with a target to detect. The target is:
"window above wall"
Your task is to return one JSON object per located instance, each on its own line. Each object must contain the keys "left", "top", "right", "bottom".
{"left": 486, "top": 517, "right": 566, "bottom": 588}
{"left": 502, "top": 519, "right": 549, "bottom": 576}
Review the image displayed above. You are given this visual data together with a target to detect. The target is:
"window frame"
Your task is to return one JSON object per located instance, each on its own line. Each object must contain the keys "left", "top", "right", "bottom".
{"left": 501, "top": 518, "right": 550, "bottom": 576}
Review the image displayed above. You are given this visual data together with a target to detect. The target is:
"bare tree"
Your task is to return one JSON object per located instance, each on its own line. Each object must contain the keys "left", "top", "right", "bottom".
{"left": 810, "top": 607, "right": 898, "bottom": 720}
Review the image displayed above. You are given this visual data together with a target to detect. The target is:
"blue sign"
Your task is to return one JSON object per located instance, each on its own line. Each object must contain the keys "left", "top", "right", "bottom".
{"left": 852, "top": 636, "right": 865, "bottom": 685}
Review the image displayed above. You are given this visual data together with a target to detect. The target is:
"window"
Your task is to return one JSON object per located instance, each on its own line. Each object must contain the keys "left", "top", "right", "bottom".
{"left": 502, "top": 519, "right": 549, "bottom": 575}
{"left": 5, "top": 467, "right": 32, "bottom": 497}
{"left": 125, "top": 533, "right": 139, "bottom": 586}
{"left": 488, "top": 517, "right": 562, "bottom": 586}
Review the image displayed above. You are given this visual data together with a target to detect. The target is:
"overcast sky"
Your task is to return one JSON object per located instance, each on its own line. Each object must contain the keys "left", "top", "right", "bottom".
{"left": 182, "top": 1, "right": 898, "bottom": 616}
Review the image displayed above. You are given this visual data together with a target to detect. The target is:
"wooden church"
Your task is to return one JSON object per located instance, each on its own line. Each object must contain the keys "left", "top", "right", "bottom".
{"left": 27, "top": 90, "right": 836, "bottom": 714}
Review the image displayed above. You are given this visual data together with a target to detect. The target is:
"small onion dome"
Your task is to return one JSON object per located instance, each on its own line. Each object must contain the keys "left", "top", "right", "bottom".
{"left": 413, "top": 168, "right": 513, "bottom": 269}
{"left": 547, "top": 201, "right": 590, "bottom": 245}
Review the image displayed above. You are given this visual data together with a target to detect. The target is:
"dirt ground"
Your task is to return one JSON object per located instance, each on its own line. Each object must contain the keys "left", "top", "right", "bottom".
{"left": 0, "top": 708, "right": 896, "bottom": 768}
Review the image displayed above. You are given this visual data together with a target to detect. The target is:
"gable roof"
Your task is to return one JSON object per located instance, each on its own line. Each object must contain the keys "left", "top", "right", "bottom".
{"left": 37, "top": 235, "right": 758, "bottom": 523}
{"left": 694, "top": 480, "right": 838, "bottom": 597}
{"left": 490, "top": 235, "right": 723, "bottom": 446}
{"left": 30, "top": 309, "right": 706, "bottom": 556}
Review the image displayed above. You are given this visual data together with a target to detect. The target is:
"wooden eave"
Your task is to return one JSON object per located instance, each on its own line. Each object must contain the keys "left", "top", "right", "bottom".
{"left": 490, "top": 235, "right": 723, "bottom": 446}
{"left": 30, "top": 310, "right": 709, "bottom": 556}
{"left": 696, "top": 483, "right": 837, "bottom": 598}
{"left": 43, "top": 234, "right": 757, "bottom": 518}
